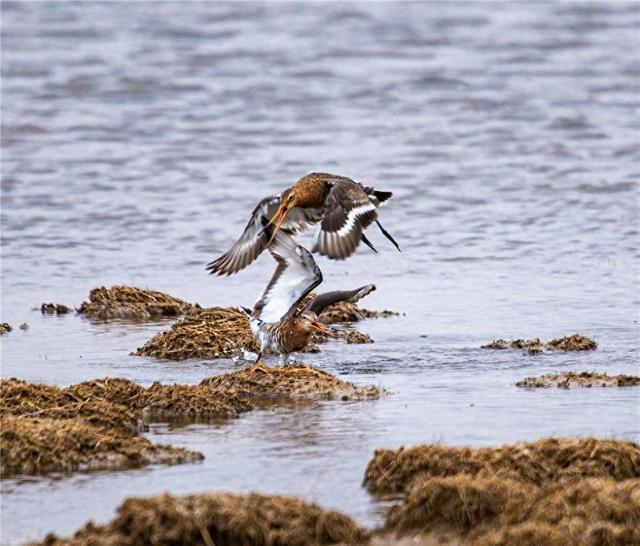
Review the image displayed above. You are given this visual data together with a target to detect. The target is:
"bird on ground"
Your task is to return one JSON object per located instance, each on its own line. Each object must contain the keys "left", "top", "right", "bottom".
{"left": 241, "top": 224, "right": 376, "bottom": 365}
{"left": 207, "top": 172, "right": 400, "bottom": 276}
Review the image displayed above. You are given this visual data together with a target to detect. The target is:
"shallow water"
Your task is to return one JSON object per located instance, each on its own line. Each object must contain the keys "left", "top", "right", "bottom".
{"left": 1, "top": 1, "right": 639, "bottom": 544}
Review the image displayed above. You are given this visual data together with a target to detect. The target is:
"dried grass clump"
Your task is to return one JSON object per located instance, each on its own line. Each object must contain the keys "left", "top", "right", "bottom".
{"left": 78, "top": 285, "right": 195, "bottom": 320}
{"left": 517, "top": 371, "right": 640, "bottom": 389}
{"left": 135, "top": 307, "right": 259, "bottom": 359}
{"left": 482, "top": 333, "right": 597, "bottom": 353}
{"left": 318, "top": 300, "right": 399, "bottom": 324}
{"left": 40, "top": 491, "right": 368, "bottom": 546}
{"left": 0, "top": 322, "right": 12, "bottom": 335}
{"left": 201, "top": 363, "right": 383, "bottom": 401}
{"left": 0, "top": 415, "right": 202, "bottom": 478}
{"left": 364, "top": 437, "right": 640, "bottom": 494}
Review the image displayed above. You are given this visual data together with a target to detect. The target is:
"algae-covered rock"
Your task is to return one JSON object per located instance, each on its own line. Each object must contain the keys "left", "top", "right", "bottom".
{"left": 482, "top": 333, "right": 597, "bottom": 353}
{"left": 0, "top": 323, "right": 11, "bottom": 335}
{"left": 38, "top": 491, "right": 369, "bottom": 546}
{"left": 516, "top": 371, "right": 640, "bottom": 389}
{"left": 78, "top": 285, "right": 195, "bottom": 320}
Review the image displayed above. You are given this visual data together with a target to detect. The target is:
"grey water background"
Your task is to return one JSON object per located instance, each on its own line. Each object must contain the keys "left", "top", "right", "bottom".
{"left": 1, "top": 1, "right": 639, "bottom": 543}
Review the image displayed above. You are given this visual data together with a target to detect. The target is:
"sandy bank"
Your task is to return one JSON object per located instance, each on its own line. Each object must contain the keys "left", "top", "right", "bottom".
{"left": 516, "top": 371, "right": 640, "bottom": 388}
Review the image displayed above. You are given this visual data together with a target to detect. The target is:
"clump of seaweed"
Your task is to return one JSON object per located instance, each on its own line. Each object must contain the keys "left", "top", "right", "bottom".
{"left": 1, "top": 364, "right": 381, "bottom": 478}
{"left": 516, "top": 371, "right": 640, "bottom": 389}
{"left": 0, "top": 415, "right": 202, "bottom": 478}
{"left": 482, "top": 333, "right": 597, "bottom": 353}
{"left": 318, "top": 300, "right": 399, "bottom": 324}
{"left": 135, "top": 307, "right": 259, "bottom": 360}
{"left": 385, "top": 475, "right": 640, "bottom": 546}
{"left": 135, "top": 304, "right": 376, "bottom": 361}
{"left": 39, "top": 491, "right": 369, "bottom": 546}
{"left": 363, "top": 437, "right": 640, "bottom": 494}
{"left": 41, "top": 303, "right": 71, "bottom": 314}
{"left": 78, "top": 285, "right": 195, "bottom": 320}
{"left": 0, "top": 323, "right": 12, "bottom": 335}
{"left": 201, "top": 363, "right": 384, "bottom": 401}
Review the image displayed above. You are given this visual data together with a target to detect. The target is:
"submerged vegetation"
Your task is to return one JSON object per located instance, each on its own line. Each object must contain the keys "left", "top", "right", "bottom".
{"left": 482, "top": 333, "right": 597, "bottom": 353}
{"left": 0, "top": 365, "right": 381, "bottom": 478}
{"left": 516, "top": 371, "right": 640, "bottom": 388}
{"left": 78, "top": 285, "right": 196, "bottom": 320}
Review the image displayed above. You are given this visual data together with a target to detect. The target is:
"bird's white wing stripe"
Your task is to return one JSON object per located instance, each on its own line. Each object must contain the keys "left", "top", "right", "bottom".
{"left": 336, "top": 203, "right": 376, "bottom": 238}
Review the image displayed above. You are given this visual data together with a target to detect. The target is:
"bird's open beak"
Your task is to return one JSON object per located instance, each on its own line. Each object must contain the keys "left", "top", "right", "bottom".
{"left": 311, "top": 321, "right": 336, "bottom": 336}
{"left": 266, "top": 203, "right": 290, "bottom": 244}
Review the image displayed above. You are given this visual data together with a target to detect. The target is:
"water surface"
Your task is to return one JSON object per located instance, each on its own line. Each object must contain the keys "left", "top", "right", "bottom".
{"left": 1, "top": 2, "right": 639, "bottom": 544}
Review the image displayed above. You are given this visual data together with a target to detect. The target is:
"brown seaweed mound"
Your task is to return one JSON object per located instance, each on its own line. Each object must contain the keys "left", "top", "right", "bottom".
{"left": 318, "top": 300, "right": 399, "bottom": 324}
{"left": 201, "top": 363, "right": 383, "bottom": 401}
{"left": 366, "top": 437, "right": 640, "bottom": 546}
{"left": 0, "top": 322, "right": 12, "bottom": 335}
{"left": 517, "top": 371, "right": 640, "bottom": 389}
{"left": 1, "top": 364, "right": 381, "bottom": 478}
{"left": 1, "top": 415, "right": 202, "bottom": 477}
{"left": 135, "top": 305, "right": 375, "bottom": 361}
{"left": 39, "top": 491, "right": 368, "bottom": 546}
{"left": 135, "top": 307, "right": 259, "bottom": 359}
{"left": 482, "top": 333, "right": 597, "bottom": 353}
{"left": 363, "top": 437, "right": 640, "bottom": 494}
{"left": 78, "top": 285, "right": 195, "bottom": 320}
{"left": 385, "top": 476, "right": 640, "bottom": 546}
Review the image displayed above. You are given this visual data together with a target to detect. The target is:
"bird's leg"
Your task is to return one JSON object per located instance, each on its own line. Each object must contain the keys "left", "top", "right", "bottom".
{"left": 361, "top": 233, "right": 378, "bottom": 253}
{"left": 254, "top": 352, "right": 263, "bottom": 365}
{"left": 279, "top": 353, "right": 291, "bottom": 366}
{"left": 376, "top": 219, "right": 401, "bottom": 251}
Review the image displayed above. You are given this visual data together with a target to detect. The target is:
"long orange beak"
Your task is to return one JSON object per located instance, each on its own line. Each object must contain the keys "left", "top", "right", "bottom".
{"left": 311, "top": 321, "right": 335, "bottom": 336}
{"left": 266, "top": 204, "right": 290, "bottom": 244}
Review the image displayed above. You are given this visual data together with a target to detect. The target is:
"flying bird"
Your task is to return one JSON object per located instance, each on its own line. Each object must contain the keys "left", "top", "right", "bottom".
{"left": 242, "top": 225, "right": 376, "bottom": 364}
{"left": 207, "top": 172, "right": 399, "bottom": 276}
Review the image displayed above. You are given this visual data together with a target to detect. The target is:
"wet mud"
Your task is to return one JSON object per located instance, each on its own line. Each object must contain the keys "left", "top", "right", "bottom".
{"left": 516, "top": 371, "right": 640, "bottom": 388}
{"left": 365, "top": 437, "right": 640, "bottom": 546}
{"left": 78, "top": 285, "right": 196, "bottom": 320}
{"left": 1, "top": 365, "right": 381, "bottom": 478}
{"left": 482, "top": 333, "right": 597, "bottom": 353}
{"left": 38, "top": 491, "right": 369, "bottom": 546}
{"left": 0, "top": 323, "right": 12, "bottom": 335}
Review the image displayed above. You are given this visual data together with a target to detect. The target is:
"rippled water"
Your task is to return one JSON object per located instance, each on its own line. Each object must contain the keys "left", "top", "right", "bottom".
{"left": 1, "top": 2, "right": 639, "bottom": 544}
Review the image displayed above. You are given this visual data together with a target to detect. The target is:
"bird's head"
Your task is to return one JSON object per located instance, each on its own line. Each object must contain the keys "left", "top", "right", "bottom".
{"left": 265, "top": 188, "right": 298, "bottom": 243}
{"left": 300, "top": 311, "right": 335, "bottom": 336}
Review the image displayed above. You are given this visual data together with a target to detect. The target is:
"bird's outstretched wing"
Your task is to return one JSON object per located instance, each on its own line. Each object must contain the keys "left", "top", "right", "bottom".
{"left": 304, "top": 284, "right": 376, "bottom": 316}
{"left": 206, "top": 195, "right": 317, "bottom": 276}
{"left": 252, "top": 229, "right": 322, "bottom": 323}
{"left": 312, "top": 179, "right": 384, "bottom": 260}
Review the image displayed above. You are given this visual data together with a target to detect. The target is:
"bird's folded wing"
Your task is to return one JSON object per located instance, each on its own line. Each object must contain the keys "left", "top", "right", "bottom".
{"left": 252, "top": 231, "right": 322, "bottom": 323}
{"left": 206, "top": 195, "right": 315, "bottom": 276}
{"left": 312, "top": 180, "right": 378, "bottom": 260}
